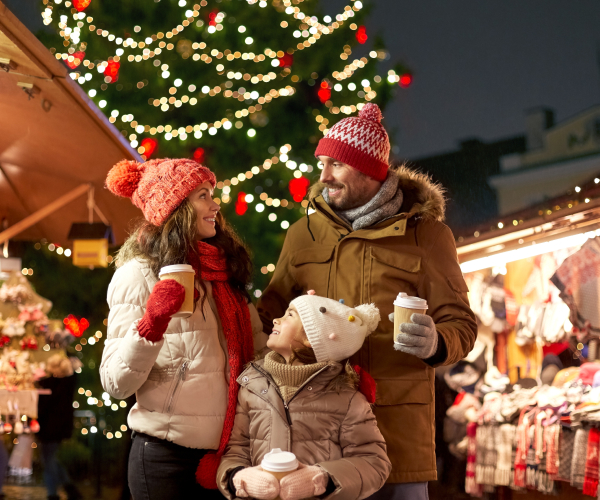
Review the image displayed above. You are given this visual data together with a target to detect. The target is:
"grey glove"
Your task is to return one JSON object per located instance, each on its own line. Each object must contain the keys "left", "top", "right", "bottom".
{"left": 388, "top": 312, "right": 438, "bottom": 359}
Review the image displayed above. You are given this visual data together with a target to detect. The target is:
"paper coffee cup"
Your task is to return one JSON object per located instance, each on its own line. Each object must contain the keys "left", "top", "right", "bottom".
{"left": 261, "top": 448, "right": 298, "bottom": 497}
{"left": 393, "top": 293, "right": 428, "bottom": 346}
{"left": 158, "top": 264, "right": 195, "bottom": 318}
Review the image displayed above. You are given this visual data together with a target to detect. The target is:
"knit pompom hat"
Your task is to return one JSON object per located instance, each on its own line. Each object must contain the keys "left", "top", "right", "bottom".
{"left": 105, "top": 158, "right": 216, "bottom": 226}
{"left": 290, "top": 293, "right": 380, "bottom": 363}
{"left": 314, "top": 103, "right": 390, "bottom": 182}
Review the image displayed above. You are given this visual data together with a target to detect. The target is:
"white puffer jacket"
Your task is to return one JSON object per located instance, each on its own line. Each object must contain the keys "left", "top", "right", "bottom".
{"left": 100, "top": 258, "right": 266, "bottom": 449}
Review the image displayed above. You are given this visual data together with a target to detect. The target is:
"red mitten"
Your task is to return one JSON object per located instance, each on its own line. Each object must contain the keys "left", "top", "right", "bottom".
{"left": 137, "top": 280, "right": 185, "bottom": 342}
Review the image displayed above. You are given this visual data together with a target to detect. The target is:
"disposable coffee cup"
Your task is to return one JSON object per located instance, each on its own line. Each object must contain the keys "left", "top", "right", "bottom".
{"left": 260, "top": 448, "right": 298, "bottom": 498}
{"left": 158, "top": 264, "right": 195, "bottom": 318}
{"left": 393, "top": 293, "right": 428, "bottom": 347}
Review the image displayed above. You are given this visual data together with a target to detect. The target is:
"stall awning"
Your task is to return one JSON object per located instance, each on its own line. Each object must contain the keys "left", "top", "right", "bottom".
{"left": 0, "top": 1, "right": 142, "bottom": 246}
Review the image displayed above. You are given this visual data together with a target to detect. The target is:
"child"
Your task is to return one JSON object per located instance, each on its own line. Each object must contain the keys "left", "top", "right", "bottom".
{"left": 217, "top": 292, "right": 391, "bottom": 500}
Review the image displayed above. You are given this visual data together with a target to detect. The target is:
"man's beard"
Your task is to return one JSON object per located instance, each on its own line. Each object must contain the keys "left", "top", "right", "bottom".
{"left": 325, "top": 182, "right": 373, "bottom": 210}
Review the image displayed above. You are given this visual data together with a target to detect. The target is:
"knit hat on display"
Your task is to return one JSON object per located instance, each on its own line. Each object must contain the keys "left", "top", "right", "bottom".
{"left": 290, "top": 292, "right": 380, "bottom": 363}
{"left": 106, "top": 158, "right": 216, "bottom": 226}
{"left": 314, "top": 103, "right": 390, "bottom": 182}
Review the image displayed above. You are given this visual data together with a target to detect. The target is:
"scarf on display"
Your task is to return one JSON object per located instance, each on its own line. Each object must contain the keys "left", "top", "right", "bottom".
{"left": 545, "top": 423, "right": 560, "bottom": 476}
{"left": 263, "top": 351, "right": 328, "bottom": 402}
{"left": 465, "top": 422, "right": 483, "bottom": 497}
{"left": 495, "top": 424, "right": 515, "bottom": 486}
{"left": 571, "top": 428, "right": 590, "bottom": 489}
{"left": 584, "top": 427, "right": 600, "bottom": 496}
{"left": 192, "top": 241, "right": 255, "bottom": 489}
{"left": 514, "top": 409, "right": 530, "bottom": 488}
{"left": 323, "top": 171, "right": 404, "bottom": 231}
{"left": 556, "top": 427, "right": 575, "bottom": 482}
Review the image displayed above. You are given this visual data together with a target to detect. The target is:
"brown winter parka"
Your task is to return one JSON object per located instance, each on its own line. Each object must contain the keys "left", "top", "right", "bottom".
{"left": 257, "top": 165, "right": 477, "bottom": 483}
{"left": 217, "top": 360, "right": 391, "bottom": 500}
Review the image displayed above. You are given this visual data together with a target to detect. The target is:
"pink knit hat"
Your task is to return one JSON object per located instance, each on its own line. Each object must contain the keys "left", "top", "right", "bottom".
{"left": 314, "top": 103, "right": 390, "bottom": 181}
{"left": 106, "top": 158, "right": 216, "bottom": 226}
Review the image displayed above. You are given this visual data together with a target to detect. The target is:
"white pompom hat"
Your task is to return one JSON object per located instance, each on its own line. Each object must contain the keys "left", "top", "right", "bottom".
{"left": 290, "top": 292, "right": 381, "bottom": 363}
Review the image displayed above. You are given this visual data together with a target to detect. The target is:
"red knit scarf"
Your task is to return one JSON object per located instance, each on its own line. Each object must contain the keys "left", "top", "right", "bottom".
{"left": 583, "top": 427, "right": 600, "bottom": 496}
{"left": 192, "top": 242, "right": 254, "bottom": 489}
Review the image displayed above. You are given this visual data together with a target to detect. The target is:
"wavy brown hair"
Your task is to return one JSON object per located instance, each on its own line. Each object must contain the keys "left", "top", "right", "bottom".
{"left": 116, "top": 199, "right": 253, "bottom": 307}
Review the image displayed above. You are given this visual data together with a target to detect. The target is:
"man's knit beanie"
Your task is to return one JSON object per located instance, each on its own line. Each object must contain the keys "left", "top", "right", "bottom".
{"left": 105, "top": 158, "right": 216, "bottom": 226}
{"left": 314, "top": 103, "right": 390, "bottom": 182}
{"left": 290, "top": 293, "right": 380, "bottom": 363}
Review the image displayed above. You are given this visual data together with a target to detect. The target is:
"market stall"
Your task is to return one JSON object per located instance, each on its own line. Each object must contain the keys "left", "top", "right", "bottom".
{"left": 451, "top": 184, "right": 600, "bottom": 497}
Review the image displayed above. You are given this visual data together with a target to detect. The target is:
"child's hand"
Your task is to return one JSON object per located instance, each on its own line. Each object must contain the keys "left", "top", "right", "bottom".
{"left": 232, "top": 466, "right": 280, "bottom": 499}
{"left": 280, "top": 462, "right": 328, "bottom": 500}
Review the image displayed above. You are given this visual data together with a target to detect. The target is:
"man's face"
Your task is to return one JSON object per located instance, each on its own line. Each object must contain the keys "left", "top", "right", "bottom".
{"left": 318, "top": 156, "right": 382, "bottom": 210}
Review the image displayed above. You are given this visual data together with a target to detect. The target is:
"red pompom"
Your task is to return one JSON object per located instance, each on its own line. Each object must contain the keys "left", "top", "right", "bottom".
{"left": 105, "top": 160, "right": 142, "bottom": 198}
{"left": 353, "top": 365, "right": 377, "bottom": 404}
{"left": 196, "top": 452, "right": 220, "bottom": 489}
{"left": 358, "top": 103, "right": 382, "bottom": 124}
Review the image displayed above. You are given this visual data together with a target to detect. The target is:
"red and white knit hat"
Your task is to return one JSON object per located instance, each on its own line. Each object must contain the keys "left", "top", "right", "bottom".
{"left": 314, "top": 103, "right": 390, "bottom": 181}
{"left": 105, "top": 158, "right": 216, "bottom": 226}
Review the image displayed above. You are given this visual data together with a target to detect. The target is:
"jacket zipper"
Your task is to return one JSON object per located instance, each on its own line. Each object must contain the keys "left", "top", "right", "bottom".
{"left": 166, "top": 360, "right": 189, "bottom": 414}
{"left": 250, "top": 363, "right": 330, "bottom": 426}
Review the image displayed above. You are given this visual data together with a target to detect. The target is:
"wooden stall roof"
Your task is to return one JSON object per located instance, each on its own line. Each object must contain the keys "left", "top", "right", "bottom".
{"left": 0, "top": 1, "right": 142, "bottom": 245}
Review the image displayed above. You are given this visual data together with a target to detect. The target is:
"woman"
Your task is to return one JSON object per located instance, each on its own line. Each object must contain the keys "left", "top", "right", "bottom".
{"left": 100, "top": 158, "right": 266, "bottom": 499}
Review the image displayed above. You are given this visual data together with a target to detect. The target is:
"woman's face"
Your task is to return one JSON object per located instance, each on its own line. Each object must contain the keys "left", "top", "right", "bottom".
{"left": 268, "top": 305, "right": 308, "bottom": 363}
{"left": 187, "top": 181, "right": 220, "bottom": 240}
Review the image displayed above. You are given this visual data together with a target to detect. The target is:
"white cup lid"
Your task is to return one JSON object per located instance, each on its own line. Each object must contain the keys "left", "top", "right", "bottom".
{"left": 394, "top": 293, "right": 428, "bottom": 309}
{"left": 261, "top": 448, "right": 298, "bottom": 472}
{"left": 158, "top": 264, "right": 195, "bottom": 277}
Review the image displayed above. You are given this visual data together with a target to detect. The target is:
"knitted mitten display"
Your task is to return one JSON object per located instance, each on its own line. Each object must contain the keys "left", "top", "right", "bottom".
{"left": 232, "top": 466, "right": 280, "bottom": 499}
{"left": 137, "top": 280, "right": 186, "bottom": 342}
{"left": 279, "top": 463, "right": 328, "bottom": 500}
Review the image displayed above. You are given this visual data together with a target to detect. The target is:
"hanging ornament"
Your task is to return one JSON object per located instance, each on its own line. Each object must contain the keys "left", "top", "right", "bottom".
{"left": 355, "top": 25, "right": 368, "bottom": 44}
{"left": 63, "top": 315, "right": 89, "bottom": 337}
{"left": 278, "top": 53, "right": 293, "bottom": 68}
{"left": 317, "top": 81, "right": 331, "bottom": 104}
{"left": 207, "top": 9, "right": 219, "bottom": 26}
{"left": 140, "top": 138, "right": 158, "bottom": 159}
{"left": 288, "top": 177, "right": 310, "bottom": 202}
{"left": 399, "top": 73, "right": 413, "bottom": 88}
{"left": 103, "top": 60, "right": 120, "bottom": 83}
{"left": 29, "top": 419, "right": 40, "bottom": 433}
{"left": 235, "top": 192, "right": 248, "bottom": 216}
{"left": 193, "top": 147, "right": 205, "bottom": 164}
{"left": 65, "top": 51, "right": 85, "bottom": 70}
{"left": 73, "top": 0, "right": 91, "bottom": 12}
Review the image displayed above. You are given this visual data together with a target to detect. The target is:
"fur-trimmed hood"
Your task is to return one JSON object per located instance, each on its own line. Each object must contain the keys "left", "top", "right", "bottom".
{"left": 308, "top": 163, "right": 446, "bottom": 222}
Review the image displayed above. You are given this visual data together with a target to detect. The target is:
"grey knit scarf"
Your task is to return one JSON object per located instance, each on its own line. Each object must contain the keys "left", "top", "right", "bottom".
{"left": 323, "top": 172, "right": 403, "bottom": 231}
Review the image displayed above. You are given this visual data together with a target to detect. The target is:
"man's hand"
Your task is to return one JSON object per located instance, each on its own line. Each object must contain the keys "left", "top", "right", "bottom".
{"left": 389, "top": 312, "right": 438, "bottom": 359}
{"left": 232, "top": 466, "right": 280, "bottom": 499}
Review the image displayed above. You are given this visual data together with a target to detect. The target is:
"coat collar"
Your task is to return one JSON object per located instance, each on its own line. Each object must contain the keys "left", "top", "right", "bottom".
{"left": 308, "top": 164, "right": 446, "bottom": 224}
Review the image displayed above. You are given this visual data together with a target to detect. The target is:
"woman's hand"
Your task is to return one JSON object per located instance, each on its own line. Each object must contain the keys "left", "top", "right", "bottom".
{"left": 279, "top": 462, "right": 328, "bottom": 500}
{"left": 137, "top": 280, "right": 185, "bottom": 342}
{"left": 232, "top": 466, "right": 280, "bottom": 499}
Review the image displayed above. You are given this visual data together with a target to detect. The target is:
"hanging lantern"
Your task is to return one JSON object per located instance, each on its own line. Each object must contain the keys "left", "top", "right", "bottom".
{"left": 67, "top": 223, "right": 114, "bottom": 268}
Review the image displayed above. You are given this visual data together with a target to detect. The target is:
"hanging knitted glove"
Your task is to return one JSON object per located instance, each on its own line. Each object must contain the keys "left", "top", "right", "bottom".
{"left": 137, "top": 280, "right": 186, "bottom": 343}
{"left": 231, "top": 466, "right": 280, "bottom": 500}
{"left": 279, "top": 463, "right": 328, "bottom": 500}
{"left": 389, "top": 312, "right": 438, "bottom": 359}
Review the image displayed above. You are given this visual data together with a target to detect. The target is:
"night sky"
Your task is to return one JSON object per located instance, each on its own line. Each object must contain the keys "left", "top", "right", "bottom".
{"left": 6, "top": 0, "right": 600, "bottom": 160}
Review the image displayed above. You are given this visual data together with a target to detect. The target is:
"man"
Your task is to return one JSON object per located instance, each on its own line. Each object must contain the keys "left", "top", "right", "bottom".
{"left": 257, "top": 103, "right": 477, "bottom": 499}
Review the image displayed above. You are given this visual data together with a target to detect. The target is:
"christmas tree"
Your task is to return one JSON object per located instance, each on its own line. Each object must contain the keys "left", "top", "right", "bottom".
{"left": 37, "top": 0, "right": 410, "bottom": 292}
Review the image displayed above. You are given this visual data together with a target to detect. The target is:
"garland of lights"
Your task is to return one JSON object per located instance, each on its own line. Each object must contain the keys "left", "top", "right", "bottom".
{"left": 42, "top": 0, "right": 382, "bottom": 149}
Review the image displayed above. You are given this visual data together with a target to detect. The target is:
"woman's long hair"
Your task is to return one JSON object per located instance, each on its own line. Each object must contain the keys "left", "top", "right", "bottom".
{"left": 115, "top": 199, "right": 253, "bottom": 307}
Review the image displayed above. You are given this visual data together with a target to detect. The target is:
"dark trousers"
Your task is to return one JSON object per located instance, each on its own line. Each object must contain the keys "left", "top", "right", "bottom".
{"left": 365, "top": 482, "right": 429, "bottom": 500}
{"left": 128, "top": 433, "right": 224, "bottom": 500}
{"left": 40, "top": 441, "right": 69, "bottom": 496}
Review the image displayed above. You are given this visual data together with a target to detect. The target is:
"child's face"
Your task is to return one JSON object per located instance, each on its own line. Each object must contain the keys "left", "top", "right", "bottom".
{"left": 268, "top": 305, "right": 307, "bottom": 362}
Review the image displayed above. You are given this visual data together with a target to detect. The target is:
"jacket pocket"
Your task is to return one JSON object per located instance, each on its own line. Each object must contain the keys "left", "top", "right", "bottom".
{"left": 367, "top": 246, "right": 421, "bottom": 307}
{"left": 163, "top": 359, "right": 190, "bottom": 415}
{"left": 290, "top": 245, "right": 335, "bottom": 295}
{"left": 375, "top": 379, "right": 433, "bottom": 406}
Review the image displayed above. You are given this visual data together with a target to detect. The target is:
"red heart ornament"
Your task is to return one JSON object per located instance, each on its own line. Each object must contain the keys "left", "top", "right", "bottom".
{"left": 73, "top": 0, "right": 91, "bottom": 12}
{"left": 66, "top": 51, "right": 85, "bottom": 70}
